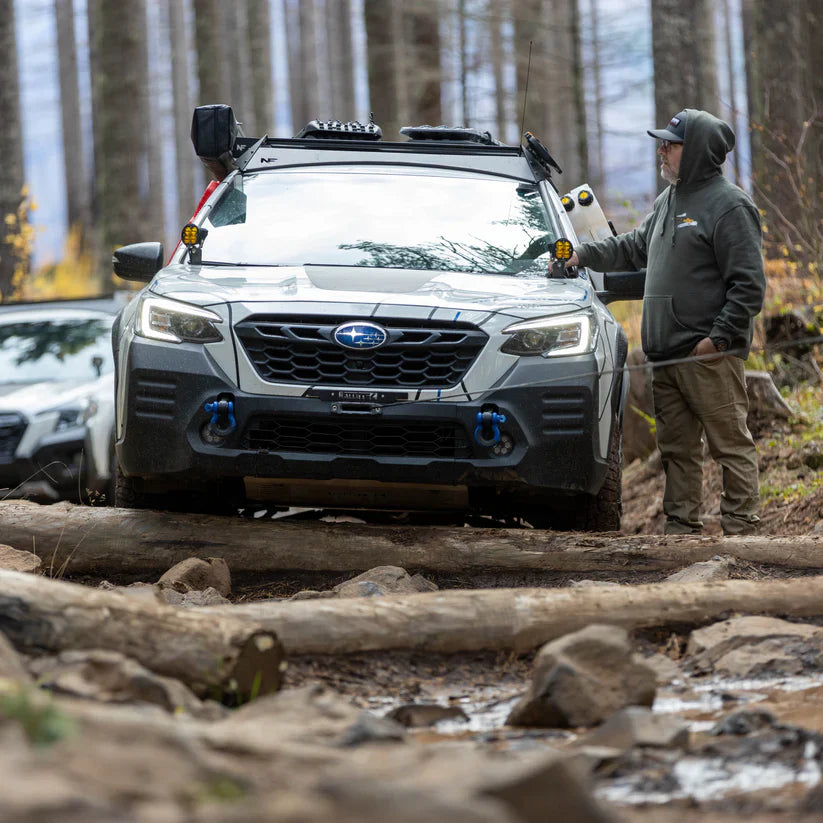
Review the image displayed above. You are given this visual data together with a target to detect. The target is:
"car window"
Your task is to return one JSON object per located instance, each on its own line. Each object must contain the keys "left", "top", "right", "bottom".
{"left": 202, "top": 170, "right": 556, "bottom": 275}
{"left": 0, "top": 315, "right": 114, "bottom": 382}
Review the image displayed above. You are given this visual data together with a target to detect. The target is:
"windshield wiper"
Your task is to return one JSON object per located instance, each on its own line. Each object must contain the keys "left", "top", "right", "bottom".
{"left": 199, "top": 261, "right": 283, "bottom": 267}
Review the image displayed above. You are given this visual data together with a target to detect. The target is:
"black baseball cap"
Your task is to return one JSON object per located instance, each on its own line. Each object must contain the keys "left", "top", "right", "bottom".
{"left": 647, "top": 110, "right": 687, "bottom": 142}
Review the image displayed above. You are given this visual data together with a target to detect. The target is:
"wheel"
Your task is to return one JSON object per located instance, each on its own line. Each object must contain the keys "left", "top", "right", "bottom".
{"left": 114, "top": 464, "right": 240, "bottom": 515}
{"left": 519, "top": 420, "right": 622, "bottom": 532}
{"left": 571, "top": 420, "right": 623, "bottom": 532}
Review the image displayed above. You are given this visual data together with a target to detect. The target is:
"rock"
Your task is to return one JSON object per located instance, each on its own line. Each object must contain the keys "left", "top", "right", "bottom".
{"left": 710, "top": 709, "right": 777, "bottom": 736}
{"left": 29, "top": 649, "right": 223, "bottom": 719}
{"left": 0, "top": 631, "right": 31, "bottom": 683}
{"left": 687, "top": 616, "right": 823, "bottom": 677}
{"left": 157, "top": 557, "right": 231, "bottom": 596}
{"left": 177, "top": 587, "right": 231, "bottom": 608}
{"left": 333, "top": 566, "right": 438, "bottom": 598}
{"left": 804, "top": 450, "right": 823, "bottom": 471}
{"left": 506, "top": 624, "right": 657, "bottom": 728}
{"left": 0, "top": 544, "right": 41, "bottom": 574}
{"left": 289, "top": 589, "right": 336, "bottom": 601}
{"left": 641, "top": 652, "right": 683, "bottom": 685}
{"left": 664, "top": 555, "right": 734, "bottom": 583}
{"left": 387, "top": 703, "right": 469, "bottom": 728}
{"left": 481, "top": 753, "right": 617, "bottom": 823}
{"left": 745, "top": 370, "right": 794, "bottom": 421}
{"left": 577, "top": 707, "right": 689, "bottom": 752}
{"left": 337, "top": 712, "right": 407, "bottom": 746}
{"left": 569, "top": 580, "right": 620, "bottom": 588}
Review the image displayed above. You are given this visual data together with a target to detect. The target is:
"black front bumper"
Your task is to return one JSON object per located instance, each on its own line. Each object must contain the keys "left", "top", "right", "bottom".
{"left": 117, "top": 338, "right": 614, "bottom": 498}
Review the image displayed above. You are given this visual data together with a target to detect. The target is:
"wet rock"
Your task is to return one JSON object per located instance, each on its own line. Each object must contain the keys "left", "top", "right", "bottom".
{"left": 334, "top": 566, "right": 438, "bottom": 598}
{"left": 687, "top": 616, "right": 823, "bottom": 677}
{"left": 481, "top": 754, "right": 617, "bottom": 823}
{"left": 337, "top": 712, "right": 407, "bottom": 746}
{"left": 387, "top": 703, "right": 469, "bottom": 727}
{"left": 506, "top": 624, "right": 657, "bottom": 728}
{"left": 709, "top": 709, "right": 777, "bottom": 736}
{"left": 158, "top": 557, "right": 231, "bottom": 596}
{"left": 0, "top": 544, "right": 42, "bottom": 574}
{"left": 29, "top": 649, "right": 224, "bottom": 719}
{"left": 0, "top": 631, "right": 31, "bottom": 683}
{"left": 577, "top": 707, "right": 689, "bottom": 752}
{"left": 664, "top": 554, "right": 734, "bottom": 583}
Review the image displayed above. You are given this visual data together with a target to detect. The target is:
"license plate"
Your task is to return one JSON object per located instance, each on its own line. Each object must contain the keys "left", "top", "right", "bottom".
{"left": 309, "top": 389, "right": 409, "bottom": 404}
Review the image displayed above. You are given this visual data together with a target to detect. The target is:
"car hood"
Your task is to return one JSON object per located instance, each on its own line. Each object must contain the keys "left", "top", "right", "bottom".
{"left": 150, "top": 263, "right": 593, "bottom": 318}
{"left": 0, "top": 375, "right": 113, "bottom": 414}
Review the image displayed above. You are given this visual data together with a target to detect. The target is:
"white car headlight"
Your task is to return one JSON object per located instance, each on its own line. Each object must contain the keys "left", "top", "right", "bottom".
{"left": 43, "top": 398, "right": 99, "bottom": 432}
{"left": 137, "top": 295, "right": 223, "bottom": 344}
{"left": 501, "top": 311, "right": 597, "bottom": 357}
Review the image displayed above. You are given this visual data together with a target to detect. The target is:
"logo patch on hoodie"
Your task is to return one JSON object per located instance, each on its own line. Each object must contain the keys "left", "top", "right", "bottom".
{"left": 676, "top": 212, "right": 698, "bottom": 229}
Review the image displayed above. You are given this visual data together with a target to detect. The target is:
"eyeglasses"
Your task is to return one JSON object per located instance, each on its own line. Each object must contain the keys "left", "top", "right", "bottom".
{"left": 660, "top": 140, "right": 681, "bottom": 151}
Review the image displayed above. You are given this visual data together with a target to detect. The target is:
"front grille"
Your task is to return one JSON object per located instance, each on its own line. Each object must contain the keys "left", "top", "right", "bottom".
{"left": 0, "top": 413, "right": 26, "bottom": 460}
{"left": 241, "top": 415, "right": 472, "bottom": 459}
{"left": 541, "top": 389, "right": 587, "bottom": 435}
{"left": 234, "top": 315, "right": 487, "bottom": 388}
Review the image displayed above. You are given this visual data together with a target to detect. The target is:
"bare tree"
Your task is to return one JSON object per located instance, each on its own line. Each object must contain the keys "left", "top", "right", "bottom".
{"left": 142, "top": 0, "right": 165, "bottom": 243}
{"left": 296, "top": 0, "right": 320, "bottom": 129}
{"left": 326, "top": 0, "right": 356, "bottom": 121}
{"left": 746, "top": 0, "right": 822, "bottom": 265}
{"left": 248, "top": 0, "right": 275, "bottom": 134}
{"left": 364, "top": 0, "right": 402, "bottom": 138}
{"left": 221, "top": 1, "right": 252, "bottom": 124}
{"left": 55, "top": 0, "right": 91, "bottom": 242}
{"left": 488, "top": 0, "right": 509, "bottom": 140}
{"left": 88, "top": 0, "right": 151, "bottom": 281}
{"left": 0, "top": 0, "right": 25, "bottom": 299}
{"left": 167, "top": 0, "right": 196, "bottom": 218}
{"left": 192, "top": 0, "right": 228, "bottom": 105}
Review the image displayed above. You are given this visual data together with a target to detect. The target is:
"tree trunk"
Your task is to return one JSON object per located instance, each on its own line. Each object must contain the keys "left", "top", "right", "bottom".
{"left": 325, "top": 0, "right": 356, "bottom": 121}
{"left": 403, "top": 0, "right": 443, "bottom": 127}
{"left": 3, "top": 501, "right": 823, "bottom": 577}
{"left": 88, "top": 0, "right": 151, "bottom": 284}
{"left": 363, "top": 0, "right": 402, "bottom": 139}
{"left": 295, "top": 0, "right": 320, "bottom": 130}
{"left": 488, "top": 0, "right": 509, "bottom": 141}
{"left": 142, "top": 0, "right": 165, "bottom": 243}
{"left": 511, "top": 0, "right": 548, "bottom": 143}
{"left": 55, "top": 0, "right": 91, "bottom": 242}
{"left": 205, "top": 576, "right": 823, "bottom": 655}
{"left": 168, "top": 0, "right": 196, "bottom": 219}
{"left": 192, "top": 0, "right": 228, "bottom": 105}
{"left": 650, "top": 0, "right": 720, "bottom": 192}
{"left": 747, "top": 0, "right": 821, "bottom": 265}
{"left": 221, "top": 1, "right": 252, "bottom": 126}
{"left": 248, "top": 0, "right": 275, "bottom": 134}
{"left": 0, "top": 0, "right": 25, "bottom": 301}
{"left": 0, "top": 569, "right": 283, "bottom": 699}
{"left": 587, "top": 0, "right": 605, "bottom": 190}
{"left": 721, "top": 0, "right": 741, "bottom": 185}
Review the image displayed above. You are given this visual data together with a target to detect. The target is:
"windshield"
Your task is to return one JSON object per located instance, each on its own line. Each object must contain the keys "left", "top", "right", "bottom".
{"left": 0, "top": 314, "right": 114, "bottom": 383}
{"left": 201, "top": 169, "right": 557, "bottom": 275}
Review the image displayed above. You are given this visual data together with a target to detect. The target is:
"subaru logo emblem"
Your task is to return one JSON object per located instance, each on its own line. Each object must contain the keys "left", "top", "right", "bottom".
{"left": 333, "top": 322, "right": 388, "bottom": 350}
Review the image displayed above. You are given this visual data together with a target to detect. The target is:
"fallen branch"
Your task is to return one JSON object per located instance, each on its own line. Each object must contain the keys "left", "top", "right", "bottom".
{"left": 1, "top": 500, "right": 823, "bottom": 577}
{"left": 202, "top": 576, "right": 823, "bottom": 655}
{"left": 0, "top": 569, "right": 282, "bottom": 699}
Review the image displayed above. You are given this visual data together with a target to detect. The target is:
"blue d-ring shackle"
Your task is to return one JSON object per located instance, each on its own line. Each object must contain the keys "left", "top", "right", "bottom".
{"left": 474, "top": 410, "right": 506, "bottom": 446}
{"left": 204, "top": 399, "right": 236, "bottom": 432}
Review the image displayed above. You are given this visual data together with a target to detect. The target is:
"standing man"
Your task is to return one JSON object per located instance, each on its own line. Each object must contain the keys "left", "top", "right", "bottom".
{"left": 567, "top": 109, "right": 766, "bottom": 535}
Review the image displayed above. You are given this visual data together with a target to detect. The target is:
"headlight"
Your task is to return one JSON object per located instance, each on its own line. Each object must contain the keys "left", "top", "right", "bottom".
{"left": 47, "top": 399, "right": 99, "bottom": 432}
{"left": 137, "top": 295, "right": 223, "bottom": 344}
{"left": 501, "top": 311, "right": 596, "bottom": 357}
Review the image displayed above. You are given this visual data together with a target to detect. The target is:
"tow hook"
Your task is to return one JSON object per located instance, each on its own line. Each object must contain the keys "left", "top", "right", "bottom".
{"left": 474, "top": 409, "right": 506, "bottom": 447}
{"left": 203, "top": 396, "right": 236, "bottom": 443}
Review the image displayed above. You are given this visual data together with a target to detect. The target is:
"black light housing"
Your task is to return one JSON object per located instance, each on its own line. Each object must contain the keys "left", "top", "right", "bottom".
{"left": 191, "top": 104, "right": 244, "bottom": 180}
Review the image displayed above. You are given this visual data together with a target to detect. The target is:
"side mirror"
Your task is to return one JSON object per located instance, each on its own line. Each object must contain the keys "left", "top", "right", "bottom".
{"left": 597, "top": 270, "right": 646, "bottom": 305}
{"left": 112, "top": 242, "right": 164, "bottom": 283}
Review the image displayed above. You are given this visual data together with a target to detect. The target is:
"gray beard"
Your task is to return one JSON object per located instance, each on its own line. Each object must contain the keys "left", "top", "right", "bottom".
{"left": 660, "top": 164, "right": 678, "bottom": 185}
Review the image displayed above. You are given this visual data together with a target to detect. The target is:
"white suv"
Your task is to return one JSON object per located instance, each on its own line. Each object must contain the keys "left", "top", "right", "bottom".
{"left": 111, "top": 107, "right": 643, "bottom": 529}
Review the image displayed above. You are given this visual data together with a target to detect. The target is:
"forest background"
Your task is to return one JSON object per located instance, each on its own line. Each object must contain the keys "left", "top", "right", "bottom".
{"left": 0, "top": 0, "right": 820, "bottom": 305}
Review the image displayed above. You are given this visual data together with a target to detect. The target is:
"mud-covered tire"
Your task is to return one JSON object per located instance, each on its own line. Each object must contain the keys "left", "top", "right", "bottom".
{"left": 573, "top": 420, "right": 623, "bottom": 532}
{"left": 114, "top": 464, "right": 163, "bottom": 510}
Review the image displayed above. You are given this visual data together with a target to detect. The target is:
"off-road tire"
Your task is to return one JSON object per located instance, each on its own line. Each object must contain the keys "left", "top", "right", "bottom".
{"left": 114, "top": 464, "right": 163, "bottom": 510}
{"left": 573, "top": 419, "right": 623, "bottom": 532}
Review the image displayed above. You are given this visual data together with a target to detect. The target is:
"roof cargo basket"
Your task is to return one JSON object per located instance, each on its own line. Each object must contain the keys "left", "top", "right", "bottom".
{"left": 191, "top": 104, "right": 244, "bottom": 181}
{"left": 296, "top": 120, "right": 382, "bottom": 140}
{"left": 400, "top": 125, "right": 500, "bottom": 146}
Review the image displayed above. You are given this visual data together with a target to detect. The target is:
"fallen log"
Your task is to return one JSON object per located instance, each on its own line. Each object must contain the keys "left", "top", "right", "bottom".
{"left": 2, "top": 500, "right": 823, "bottom": 576}
{"left": 202, "top": 576, "right": 823, "bottom": 655}
{"left": 0, "top": 569, "right": 283, "bottom": 700}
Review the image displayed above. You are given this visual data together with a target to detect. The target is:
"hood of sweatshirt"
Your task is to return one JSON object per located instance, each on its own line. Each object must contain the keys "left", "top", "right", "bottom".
{"left": 677, "top": 109, "right": 736, "bottom": 190}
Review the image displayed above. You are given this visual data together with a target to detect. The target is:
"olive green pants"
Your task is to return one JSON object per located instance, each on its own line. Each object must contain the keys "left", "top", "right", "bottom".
{"left": 652, "top": 354, "right": 760, "bottom": 535}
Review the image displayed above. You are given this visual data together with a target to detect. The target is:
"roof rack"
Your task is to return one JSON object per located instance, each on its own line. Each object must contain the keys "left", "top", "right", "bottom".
{"left": 400, "top": 125, "right": 501, "bottom": 146}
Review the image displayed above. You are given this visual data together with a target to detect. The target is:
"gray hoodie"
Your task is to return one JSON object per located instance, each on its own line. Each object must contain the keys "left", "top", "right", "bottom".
{"left": 576, "top": 109, "right": 765, "bottom": 361}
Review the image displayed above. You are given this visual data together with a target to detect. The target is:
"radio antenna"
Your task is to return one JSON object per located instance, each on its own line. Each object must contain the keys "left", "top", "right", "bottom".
{"left": 518, "top": 41, "right": 534, "bottom": 151}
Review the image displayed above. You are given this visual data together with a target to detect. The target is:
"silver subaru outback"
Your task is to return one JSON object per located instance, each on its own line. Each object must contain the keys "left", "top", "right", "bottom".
{"left": 111, "top": 106, "right": 643, "bottom": 529}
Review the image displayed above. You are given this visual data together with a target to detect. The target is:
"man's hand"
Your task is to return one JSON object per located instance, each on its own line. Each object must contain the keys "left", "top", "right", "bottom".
{"left": 691, "top": 337, "right": 720, "bottom": 358}
{"left": 564, "top": 252, "right": 580, "bottom": 269}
